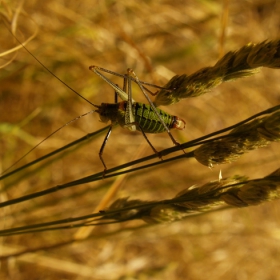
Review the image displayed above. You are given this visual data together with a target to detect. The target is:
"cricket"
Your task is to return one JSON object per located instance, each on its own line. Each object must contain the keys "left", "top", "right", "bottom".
{"left": 84, "top": 65, "right": 186, "bottom": 172}
{"left": 2, "top": 27, "right": 187, "bottom": 176}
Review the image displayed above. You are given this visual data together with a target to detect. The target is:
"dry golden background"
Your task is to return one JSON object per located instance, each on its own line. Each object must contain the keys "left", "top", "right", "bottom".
{"left": 1, "top": 0, "right": 280, "bottom": 279}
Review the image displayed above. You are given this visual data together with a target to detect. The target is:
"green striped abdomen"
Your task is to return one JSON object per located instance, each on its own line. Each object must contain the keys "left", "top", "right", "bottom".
{"left": 133, "top": 102, "right": 175, "bottom": 133}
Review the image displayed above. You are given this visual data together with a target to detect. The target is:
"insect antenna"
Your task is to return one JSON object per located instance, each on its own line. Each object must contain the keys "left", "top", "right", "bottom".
{"left": 5, "top": 25, "right": 99, "bottom": 108}
{"left": 0, "top": 110, "right": 97, "bottom": 177}
{"left": 1, "top": 26, "right": 102, "bottom": 176}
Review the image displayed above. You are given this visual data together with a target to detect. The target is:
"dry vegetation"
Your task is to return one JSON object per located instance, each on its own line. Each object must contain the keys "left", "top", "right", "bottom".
{"left": 1, "top": 0, "right": 280, "bottom": 279}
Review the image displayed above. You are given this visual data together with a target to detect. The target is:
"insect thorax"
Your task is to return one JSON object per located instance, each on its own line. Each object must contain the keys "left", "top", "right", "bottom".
{"left": 97, "top": 103, "right": 122, "bottom": 124}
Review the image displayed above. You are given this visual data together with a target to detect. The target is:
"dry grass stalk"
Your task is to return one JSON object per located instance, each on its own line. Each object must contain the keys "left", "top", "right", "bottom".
{"left": 154, "top": 40, "right": 280, "bottom": 106}
{"left": 103, "top": 168, "right": 280, "bottom": 223}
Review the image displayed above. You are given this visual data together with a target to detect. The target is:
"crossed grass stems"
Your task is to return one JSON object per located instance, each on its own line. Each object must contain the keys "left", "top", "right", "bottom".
{"left": 1, "top": 40, "right": 280, "bottom": 237}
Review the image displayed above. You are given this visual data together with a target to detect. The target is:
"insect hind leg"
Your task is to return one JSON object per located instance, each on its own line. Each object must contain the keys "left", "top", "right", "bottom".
{"left": 124, "top": 122, "right": 163, "bottom": 160}
{"left": 127, "top": 69, "right": 184, "bottom": 149}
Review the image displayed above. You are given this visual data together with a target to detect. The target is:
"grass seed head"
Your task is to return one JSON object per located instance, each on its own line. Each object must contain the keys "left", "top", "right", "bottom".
{"left": 154, "top": 40, "right": 280, "bottom": 106}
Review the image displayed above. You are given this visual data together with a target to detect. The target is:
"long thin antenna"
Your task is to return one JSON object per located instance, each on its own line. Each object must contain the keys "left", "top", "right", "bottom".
{"left": 2, "top": 23, "right": 100, "bottom": 175}
{"left": 5, "top": 23, "right": 98, "bottom": 108}
{"left": 1, "top": 110, "right": 97, "bottom": 176}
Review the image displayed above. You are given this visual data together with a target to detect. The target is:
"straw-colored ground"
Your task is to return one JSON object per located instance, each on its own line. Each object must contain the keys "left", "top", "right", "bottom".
{"left": 1, "top": 0, "right": 280, "bottom": 279}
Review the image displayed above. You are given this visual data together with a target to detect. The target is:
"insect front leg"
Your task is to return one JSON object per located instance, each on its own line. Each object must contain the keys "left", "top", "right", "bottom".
{"left": 99, "top": 84, "right": 122, "bottom": 176}
{"left": 99, "top": 124, "right": 113, "bottom": 176}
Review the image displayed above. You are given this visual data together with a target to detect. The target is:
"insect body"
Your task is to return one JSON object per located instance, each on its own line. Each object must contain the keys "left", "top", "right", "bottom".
{"left": 97, "top": 101, "right": 185, "bottom": 133}
{"left": 90, "top": 66, "right": 185, "bottom": 132}
{"left": 89, "top": 66, "right": 186, "bottom": 172}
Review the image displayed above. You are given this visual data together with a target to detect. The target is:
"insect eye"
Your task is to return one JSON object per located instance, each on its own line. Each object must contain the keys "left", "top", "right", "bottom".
{"left": 99, "top": 114, "right": 109, "bottom": 123}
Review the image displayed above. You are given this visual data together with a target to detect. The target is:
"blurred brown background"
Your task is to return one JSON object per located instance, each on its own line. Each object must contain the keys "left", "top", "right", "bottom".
{"left": 1, "top": 0, "right": 280, "bottom": 279}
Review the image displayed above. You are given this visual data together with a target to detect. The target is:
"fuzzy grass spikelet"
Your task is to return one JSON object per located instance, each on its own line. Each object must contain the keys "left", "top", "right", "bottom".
{"left": 154, "top": 40, "right": 280, "bottom": 106}
{"left": 103, "top": 169, "right": 280, "bottom": 223}
{"left": 194, "top": 110, "right": 280, "bottom": 167}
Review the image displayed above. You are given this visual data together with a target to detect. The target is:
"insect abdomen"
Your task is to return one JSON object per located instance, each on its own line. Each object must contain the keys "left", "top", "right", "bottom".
{"left": 134, "top": 103, "right": 175, "bottom": 133}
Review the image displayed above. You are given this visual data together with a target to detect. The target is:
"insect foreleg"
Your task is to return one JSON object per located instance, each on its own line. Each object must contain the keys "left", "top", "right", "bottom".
{"left": 99, "top": 124, "right": 113, "bottom": 175}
